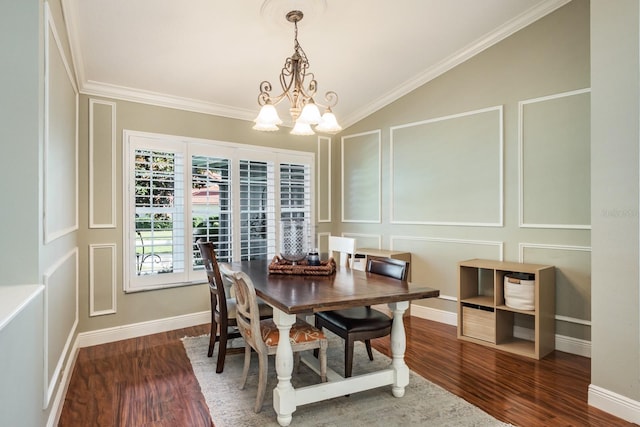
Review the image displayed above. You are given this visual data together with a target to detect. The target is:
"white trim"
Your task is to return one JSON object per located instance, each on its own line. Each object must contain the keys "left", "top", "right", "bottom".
{"left": 317, "top": 136, "right": 332, "bottom": 223}
{"left": 43, "top": 3, "right": 79, "bottom": 244}
{"left": 589, "top": 385, "right": 640, "bottom": 424}
{"left": 89, "top": 98, "right": 117, "bottom": 229}
{"left": 518, "top": 88, "right": 591, "bottom": 229}
{"left": 62, "top": 0, "right": 569, "bottom": 131}
{"left": 76, "top": 311, "right": 210, "bottom": 348}
{"left": 341, "top": 130, "right": 382, "bottom": 223}
{"left": 390, "top": 105, "right": 504, "bottom": 227}
{"left": 89, "top": 244, "right": 117, "bottom": 316}
{"left": 46, "top": 339, "right": 79, "bottom": 427}
{"left": 43, "top": 247, "right": 79, "bottom": 409}
{"left": 0, "top": 285, "right": 44, "bottom": 332}
{"left": 390, "top": 235, "right": 505, "bottom": 261}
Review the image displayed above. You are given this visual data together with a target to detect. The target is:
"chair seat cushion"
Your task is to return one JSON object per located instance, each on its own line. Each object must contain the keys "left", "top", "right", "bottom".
{"left": 316, "top": 307, "right": 391, "bottom": 333}
{"left": 260, "top": 318, "right": 326, "bottom": 347}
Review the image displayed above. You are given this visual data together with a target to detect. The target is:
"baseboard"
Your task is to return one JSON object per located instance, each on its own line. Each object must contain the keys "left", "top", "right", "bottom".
{"left": 410, "top": 304, "right": 592, "bottom": 357}
{"left": 410, "top": 304, "right": 457, "bottom": 326}
{"left": 589, "top": 384, "right": 640, "bottom": 424}
{"left": 76, "top": 311, "right": 210, "bottom": 348}
{"left": 46, "top": 339, "right": 80, "bottom": 427}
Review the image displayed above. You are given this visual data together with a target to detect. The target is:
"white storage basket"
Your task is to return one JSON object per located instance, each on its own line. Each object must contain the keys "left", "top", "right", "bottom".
{"left": 504, "top": 273, "right": 535, "bottom": 310}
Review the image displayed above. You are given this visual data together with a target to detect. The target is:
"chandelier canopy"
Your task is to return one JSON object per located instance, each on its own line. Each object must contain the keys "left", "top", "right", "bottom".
{"left": 253, "top": 10, "right": 342, "bottom": 135}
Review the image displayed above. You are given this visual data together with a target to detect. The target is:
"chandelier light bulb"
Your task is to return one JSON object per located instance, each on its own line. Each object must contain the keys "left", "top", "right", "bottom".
{"left": 315, "top": 109, "right": 342, "bottom": 134}
{"left": 298, "top": 100, "right": 322, "bottom": 125}
{"left": 290, "top": 120, "right": 315, "bottom": 136}
{"left": 254, "top": 103, "right": 283, "bottom": 126}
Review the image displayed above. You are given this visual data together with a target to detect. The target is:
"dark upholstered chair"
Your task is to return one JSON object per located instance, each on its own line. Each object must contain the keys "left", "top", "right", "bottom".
{"left": 314, "top": 257, "right": 409, "bottom": 378}
{"left": 197, "top": 241, "right": 272, "bottom": 373}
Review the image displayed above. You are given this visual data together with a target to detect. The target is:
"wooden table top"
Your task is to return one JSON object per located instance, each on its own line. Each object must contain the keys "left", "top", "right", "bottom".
{"left": 229, "top": 260, "right": 440, "bottom": 315}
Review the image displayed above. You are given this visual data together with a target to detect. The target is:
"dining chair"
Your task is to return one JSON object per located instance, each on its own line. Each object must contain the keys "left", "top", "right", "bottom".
{"left": 328, "top": 235, "right": 356, "bottom": 268}
{"left": 220, "top": 263, "right": 328, "bottom": 413}
{"left": 315, "top": 257, "right": 409, "bottom": 378}
{"left": 197, "top": 241, "right": 272, "bottom": 373}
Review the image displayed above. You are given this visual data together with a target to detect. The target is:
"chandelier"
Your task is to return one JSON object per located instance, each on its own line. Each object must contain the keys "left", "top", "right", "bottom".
{"left": 253, "top": 10, "right": 342, "bottom": 135}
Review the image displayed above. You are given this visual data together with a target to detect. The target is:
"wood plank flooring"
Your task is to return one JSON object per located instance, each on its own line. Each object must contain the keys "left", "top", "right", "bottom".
{"left": 59, "top": 317, "right": 636, "bottom": 426}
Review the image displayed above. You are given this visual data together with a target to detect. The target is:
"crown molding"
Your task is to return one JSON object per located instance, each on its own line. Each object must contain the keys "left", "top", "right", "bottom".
{"left": 341, "top": 0, "right": 571, "bottom": 129}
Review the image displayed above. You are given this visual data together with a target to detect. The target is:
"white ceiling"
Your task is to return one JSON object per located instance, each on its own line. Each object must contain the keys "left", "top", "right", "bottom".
{"left": 61, "top": 0, "right": 569, "bottom": 129}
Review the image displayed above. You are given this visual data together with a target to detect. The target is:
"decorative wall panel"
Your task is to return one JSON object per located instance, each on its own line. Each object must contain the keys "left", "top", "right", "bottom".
{"left": 317, "top": 136, "right": 331, "bottom": 222}
{"left": 89, "top": 99, "right": 116, "bottom": 228}
{"left": 89, "top": 244, "right": 117, "bottom": 316}
{"left": 44, "top": 7, "right": 78, "bottom": 243}
{"left": 519, "top": 89, "right": 590, "bottom": 228}
{"left": 390, "top": 106, "right": 503, "bottom": 226}
{"left": 341, "top": 130, "right": 381, "bottom": 223}
{"left": 390, "top": 236, "right": 503, "bottom": 299}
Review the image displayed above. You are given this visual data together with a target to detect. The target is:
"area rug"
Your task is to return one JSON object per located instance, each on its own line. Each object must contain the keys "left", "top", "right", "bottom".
{"left": 183, "top": 333, "right": 513, "bottom": 427}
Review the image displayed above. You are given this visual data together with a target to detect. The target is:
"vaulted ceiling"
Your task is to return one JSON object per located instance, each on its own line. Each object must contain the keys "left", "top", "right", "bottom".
{"left": 62, "top": 0, "right": 570, "bottom": 129}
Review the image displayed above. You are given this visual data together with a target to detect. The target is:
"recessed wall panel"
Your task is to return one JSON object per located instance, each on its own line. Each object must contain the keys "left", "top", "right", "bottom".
{"left": 521, "top": 244, "right": 591, "bottom": 324}
{"left": 89, "top": 99, "right": 116, "bottom": 228}
{"left": 342, "top": 130, "right": 381, "bottom": 223}
{"left": 520, "top": 89, "right": 590, "bottom": 228}
{"left": 44, "top": 12, "right": 78, "bottom": 243}
{"left": 43, "top": 248, "right": 78, "bottom": 407}
{"left": 391, "top": 236, "right": 503, "bottom": 299}
{"left": 317, "top": 136, "right": 331, "bottom": 222}
{"left": 391, "top": 107, "right": 503, "bottom": 225}
{"left": 89, "top": 244, "right": 117, "bottom": 316}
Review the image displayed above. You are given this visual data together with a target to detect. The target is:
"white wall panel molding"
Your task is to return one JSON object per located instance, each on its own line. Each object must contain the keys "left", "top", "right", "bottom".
{"left": 44, "top": 3, "right": 79, "bottom": 243}
{"left": 341, "top": 130, "right": 381, "bottom": 223}
{"left": 42, "top": 247, "right": 78, "bottom": 408}
{"left": 317, "top": 136, "right": 332, "bottom": 223}
{"left": 89, "top": 99, "right": 117, "bottom": 228}
{"left": 390, "top": 106, "right": 503, "bottom": 226}
{"left": 89, "top": 243, "right": 117, "bottom": 316}
{"left": 519, "top": 88, "right": 591, "bottom": 229}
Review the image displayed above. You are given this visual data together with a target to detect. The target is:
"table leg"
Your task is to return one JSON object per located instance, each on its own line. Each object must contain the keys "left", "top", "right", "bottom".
{"left": 388, "top": 300, "right": 410, "bottom": 397}
{"left": 272, "top": 308, "right": 297, "bottom": 426}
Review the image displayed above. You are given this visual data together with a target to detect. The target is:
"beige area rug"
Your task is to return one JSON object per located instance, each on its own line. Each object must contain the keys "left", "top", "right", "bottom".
{"left": 183, "top": 333, "right": 513, "bottom": 427}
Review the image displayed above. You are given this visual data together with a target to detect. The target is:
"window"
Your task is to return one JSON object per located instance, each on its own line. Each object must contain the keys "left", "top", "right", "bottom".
{"left": 123, "top": 131, "right": 314, "bottom": 292}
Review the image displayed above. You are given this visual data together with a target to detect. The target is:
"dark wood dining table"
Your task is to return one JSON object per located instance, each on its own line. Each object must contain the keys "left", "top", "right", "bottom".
{"left": 229, "top": 259, "right": 440, "bottom": 427}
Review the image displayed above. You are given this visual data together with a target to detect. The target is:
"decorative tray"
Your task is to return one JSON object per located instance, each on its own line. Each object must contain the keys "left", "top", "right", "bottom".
{"left": 268, "top": 256, "right": 336, "bottom": 276}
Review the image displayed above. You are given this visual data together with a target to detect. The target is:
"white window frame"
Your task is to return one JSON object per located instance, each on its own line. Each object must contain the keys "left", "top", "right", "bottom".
{"left": 123, "top": 130, "right": 315, "bottom": 292}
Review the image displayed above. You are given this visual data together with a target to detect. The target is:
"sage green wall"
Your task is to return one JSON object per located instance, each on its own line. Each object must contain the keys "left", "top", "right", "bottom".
{"left": 78, "top": 96, "right": 321, "bottom": 332}
{"left": 333, "top": 0, "right": 592, "bottom": 342}
{"left": 1, "top": 0, "right": 42, "bottom": 285}
{"left": 590, "top": 0, "right": 640, "bottom": 409}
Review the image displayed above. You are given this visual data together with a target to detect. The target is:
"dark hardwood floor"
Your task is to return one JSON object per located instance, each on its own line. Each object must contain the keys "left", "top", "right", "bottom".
{"left": 59, "top": 317, "right": 636, "bottom": 427}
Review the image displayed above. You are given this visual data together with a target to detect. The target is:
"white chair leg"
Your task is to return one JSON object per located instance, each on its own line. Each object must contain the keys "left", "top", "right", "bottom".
{"left": 254, "top": 351, "right": 269, "bottom": 413}
{"left": 240, "top": 345, "right": 251, "bottom": 390}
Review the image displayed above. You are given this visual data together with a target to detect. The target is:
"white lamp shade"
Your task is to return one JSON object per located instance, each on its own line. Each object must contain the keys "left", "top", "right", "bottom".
{"left": 254, "top": 104, "right": 283, "bottom": 126}
{"left": 298, "top": 101, "right": 322, "bottom": 125}
{"left": 290, "top": 121, "right": 315, "bottom": 135}
{"left": 315, "top": 110, "right": 342, "bottom": 133}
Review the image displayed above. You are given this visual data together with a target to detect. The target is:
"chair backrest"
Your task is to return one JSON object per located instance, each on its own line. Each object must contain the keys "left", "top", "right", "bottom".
{"left": 328, "top": 236, "right": 356, "bottom": 268}
{"left": 197, "top": 241, "right": 231, "bottom": 319}
{"left": 367, "top": 257, "right": 409, "bottom": 281}
{"left": 218, "top": 263, "right": 266, "bottom": 352}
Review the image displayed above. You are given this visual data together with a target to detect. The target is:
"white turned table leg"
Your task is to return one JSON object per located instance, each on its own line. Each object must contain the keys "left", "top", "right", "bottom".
{"left": 388, "top": 300, "right": 410, "bottom": 397}
{"left": 272, "top": 308, "right": 297, "bottom": 426}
